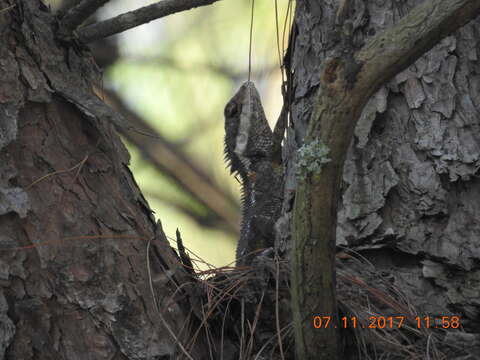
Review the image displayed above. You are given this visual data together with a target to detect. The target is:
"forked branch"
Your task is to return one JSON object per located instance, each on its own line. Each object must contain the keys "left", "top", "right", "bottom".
{"left": 291, "top": 1, "right": 480, "bottom": 359}
{"left": 59, "top": 0, "right": 110, "bottom": 33}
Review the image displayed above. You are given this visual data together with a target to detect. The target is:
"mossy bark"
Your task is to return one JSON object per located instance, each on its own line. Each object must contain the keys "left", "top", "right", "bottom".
{"left": 290, "top": 1, "right": 480, "bottom": 359}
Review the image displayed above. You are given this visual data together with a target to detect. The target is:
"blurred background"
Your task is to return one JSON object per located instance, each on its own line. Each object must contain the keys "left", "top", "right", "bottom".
{"left": 48, "top": 0, "right": 292, "bottom": 268}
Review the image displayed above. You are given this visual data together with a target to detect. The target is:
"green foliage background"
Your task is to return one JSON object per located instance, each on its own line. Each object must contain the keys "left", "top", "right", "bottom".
{"left": 82, "top": 0, "right": 290, "bottom": 267}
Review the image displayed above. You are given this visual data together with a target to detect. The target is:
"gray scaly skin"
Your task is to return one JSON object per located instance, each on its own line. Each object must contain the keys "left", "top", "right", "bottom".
{"left": 224, "top": 81, "right": 284, "bottom": 266}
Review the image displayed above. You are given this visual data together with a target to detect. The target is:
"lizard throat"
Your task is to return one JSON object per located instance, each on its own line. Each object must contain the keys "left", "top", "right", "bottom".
{"left": 234, "top": 85, "right": 253, "bottom": 171}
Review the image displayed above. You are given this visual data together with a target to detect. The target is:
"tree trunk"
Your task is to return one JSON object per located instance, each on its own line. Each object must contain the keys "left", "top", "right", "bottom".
{"left": 0, "top": 1, "right": 209, "bottom": 358}
{"left": 284, "top": 0, "right": 480, "bottom": 358}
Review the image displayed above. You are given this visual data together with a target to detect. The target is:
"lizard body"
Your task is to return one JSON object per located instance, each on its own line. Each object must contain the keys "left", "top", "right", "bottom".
{"left": 224, "top": 82, "right": 284, "bottom": 266}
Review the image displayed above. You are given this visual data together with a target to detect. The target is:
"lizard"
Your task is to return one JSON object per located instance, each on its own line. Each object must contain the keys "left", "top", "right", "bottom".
{"left": 224, "top": 81, "right": 285, "bottom": 266}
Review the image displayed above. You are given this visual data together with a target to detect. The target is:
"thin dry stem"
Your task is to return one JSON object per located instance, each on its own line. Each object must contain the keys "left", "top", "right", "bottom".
{"left": 77, "top": 0, "right": 221, "bottom": 43}
{"left": 146, "top": 238, "right": 195, "bottom": 360}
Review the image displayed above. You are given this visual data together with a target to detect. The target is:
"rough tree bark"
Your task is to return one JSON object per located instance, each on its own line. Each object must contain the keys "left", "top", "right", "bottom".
{"left": 0, "top": 1, "right": 210, "bottom": 358}
{"left": 285, "top": 0, "right": 480, "bottom": 359}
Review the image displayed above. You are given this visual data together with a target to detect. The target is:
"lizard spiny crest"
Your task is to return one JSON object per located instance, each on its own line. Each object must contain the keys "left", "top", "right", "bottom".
{"left": 224, "top": 81, "right": 283, "bottom": 266}
{"left": 224, "top": 81, "right": 273, "bottom": 179}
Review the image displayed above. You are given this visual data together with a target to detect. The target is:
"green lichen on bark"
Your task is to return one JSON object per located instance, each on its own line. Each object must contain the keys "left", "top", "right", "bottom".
{"left": 295, "top": 140, "right": 331, "bottom": 179}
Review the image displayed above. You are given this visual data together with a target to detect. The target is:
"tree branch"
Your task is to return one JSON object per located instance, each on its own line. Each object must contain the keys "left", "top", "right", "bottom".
{"left": 291, "top": 1, "right": 480, "bottom": 359}
{"left": 56, "top": 0, "right": 82, "bottom": 19}
{"left": 123, "top": 55, "right": 277, "bottom": 83}
{"left": 357, "top": 1, "right": 480, "bottom": 88}
{"left": 59, "top": 0, "right": 110, "bottom": 34}
{"left": 98, "top": 87, "right": 241, "bottom": 236}
{"left": 77, "top": 0, "right": 221, "bottom": 43}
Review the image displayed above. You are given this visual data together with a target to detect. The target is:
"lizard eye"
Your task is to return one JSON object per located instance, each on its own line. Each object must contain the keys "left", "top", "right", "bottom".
{"left": 225, "top": 101, "right": 238, "bottom": 117}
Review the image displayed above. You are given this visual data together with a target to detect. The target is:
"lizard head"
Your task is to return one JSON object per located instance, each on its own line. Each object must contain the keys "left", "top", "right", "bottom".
{"left": 224, "top": 81, "right": 273, "bottom": 177}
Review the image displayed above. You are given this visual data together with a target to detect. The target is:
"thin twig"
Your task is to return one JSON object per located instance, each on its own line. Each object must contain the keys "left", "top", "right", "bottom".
{"left": 220, "top": 291, "right": 237, "bottom": 360}
{"left": 247, "top": 0, "right": 254, "bottom": 82}
{"left": 100, "top": 87, "right": 241, "bottom": 236}
{"left": 56, "top": 0, "right": 82, "bottom": 18}
{"left": 60, "top": 0, "right": 110, "bottom": 34}
{"left": 274, "top": 0, "right": 281, "bottom": 70}
{"left": 186, "top": 276, "right": 246, "bottom": 350}
{"left": 77, "top": 0, "right": 221, "bottom": 43}
{"left": 200, "top": 299, "right": 216, "bottom": 360}
{"left": 123, "top": 55, "right": 277, "bottom": 81}
{"left": 146, "top": 238, "right": 195, "bottom": 360}
{"left": 254, "top": 324, "right": 293, "bottom": 360}
{"left": 240, "top": 298, "right": 245, "bottom": 360}
{"left": 245, "top": 291, "right": 265, "bottom": 358}
{"left": 274, "top": 256, "right": 285, "bottom": 360}
{"left": 27, "top": 155, "right": 89, "bottom": 189}
{"left": 0, "top": 3, "right": 16, "bottom": 14}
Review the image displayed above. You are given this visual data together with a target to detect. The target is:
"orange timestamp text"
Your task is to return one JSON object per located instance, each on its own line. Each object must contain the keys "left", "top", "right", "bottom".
{"left": 312, "top": 315, "right": 461, "bottom": 329}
